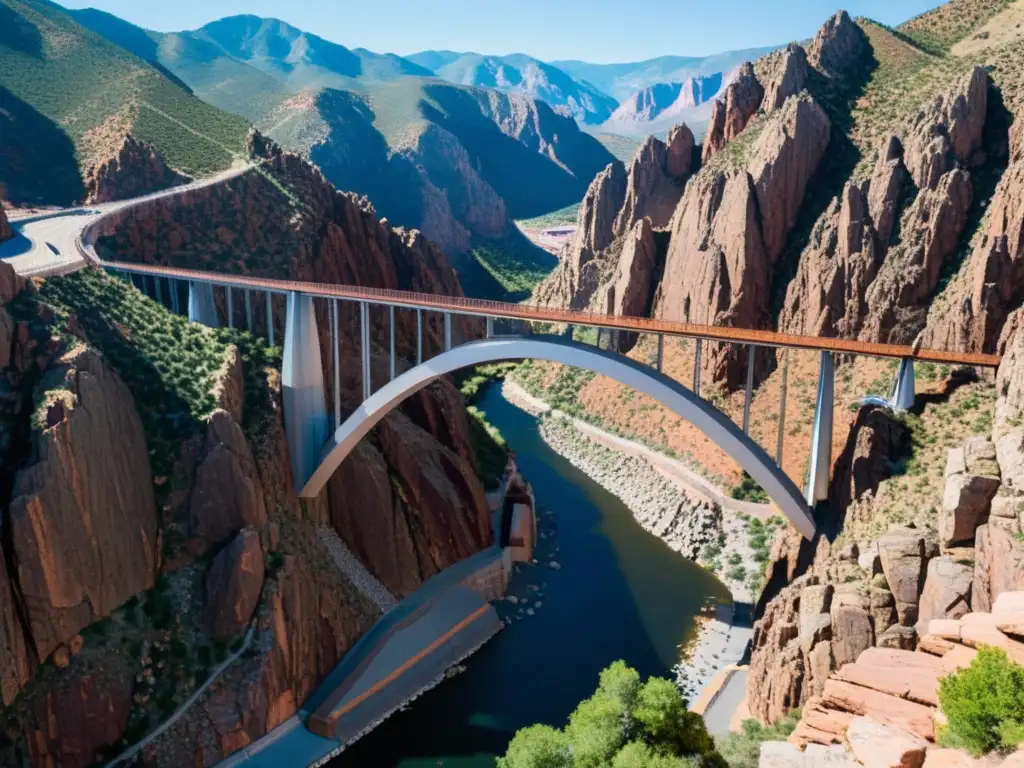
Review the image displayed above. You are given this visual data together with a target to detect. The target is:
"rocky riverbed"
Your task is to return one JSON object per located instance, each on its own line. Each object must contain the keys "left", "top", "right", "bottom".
{"left": 538, "top": 411, "right": 722, "bottom": 560}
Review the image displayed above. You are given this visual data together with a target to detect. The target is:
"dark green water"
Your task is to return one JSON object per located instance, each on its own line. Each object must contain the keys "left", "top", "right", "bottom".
{"left": 332, "top": 384, "right": 729, "bottom": 767}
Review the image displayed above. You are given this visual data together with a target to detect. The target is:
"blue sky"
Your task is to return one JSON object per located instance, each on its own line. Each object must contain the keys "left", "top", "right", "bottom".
{"left": 58, "top": 0, "right": 945, "bottom": 63}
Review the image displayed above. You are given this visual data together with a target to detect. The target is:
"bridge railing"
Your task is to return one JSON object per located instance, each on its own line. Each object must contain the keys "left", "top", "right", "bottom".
{"left": 100, "top": 260, "right": 1001, "bottom": 510}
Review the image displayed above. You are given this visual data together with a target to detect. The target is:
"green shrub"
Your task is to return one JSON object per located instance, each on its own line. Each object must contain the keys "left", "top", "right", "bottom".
{"left": 716, "top": 713, "right": 801, "bottom": 768}
{"left": 498, "top": 662, "right": 724, "bottom": 767}
{"left": 938, "top": 646, "right": 1024, "bottom": 755}
{"left": 498, "top": 725, "right": 571, "bottom": 768}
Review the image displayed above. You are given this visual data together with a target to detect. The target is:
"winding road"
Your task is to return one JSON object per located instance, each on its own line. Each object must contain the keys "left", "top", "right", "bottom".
{"left": 1, "top": 165, "right": 252, "bottom": 279}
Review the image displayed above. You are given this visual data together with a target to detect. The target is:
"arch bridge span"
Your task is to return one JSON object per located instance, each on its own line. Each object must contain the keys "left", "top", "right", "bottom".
{"left": 99, "top": 260, "right": 1004, "bottom": 544}
{"left": 300, "top": 336, "right": 816, "bottom": 538}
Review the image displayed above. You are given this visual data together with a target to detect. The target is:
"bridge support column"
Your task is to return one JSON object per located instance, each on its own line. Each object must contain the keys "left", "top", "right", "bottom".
{"left": 188, "top": 281, "right": 220, "bottom": 327}
{"left": 245, "top": 289, "right": 253, "bottom": 332}
{"left": 331, "top": 299, "right": 340, "bottom": 430}
{"left": 743, "top": 344, "right": 755, "bottom": 435}
{"left": 389, "top": 305, "right": 397, "bottom": 381}
{"left": 282, "top": 292, "right": 330, "bottom": 491}
{"left": 486, "top": 316, "right": 494, "bottom": 339}
{"left": 226, "top": 287, "right": 234, "bottom": 329}
{"left": 444, "top": 313, "right": 452, "bottom": 352}
{"left": 693, "top": 339, "right": 703, "bottom": 397}
{"left": 361, "top": 302, "right": 371, "bottom": 401}
{"left": 266, "top": 293, "right": 275, "bottom": 347}
{"left": 890, "top": 358, "right": 915, "bottom": 411}
{"left": 170, "top": 280, "right": 180, "bottom": 315}
{"left": 417, "top": 309, "right": 423, "bottom": 364}
{"left": 656, "top": 334, "right": 664, "bottom": 373}
{"left": 154, "top": 276, "right": 164, "bottom": 307}
{"left": 806, "top": 350, "right": 835, "bottom": 506}
{"left": 776, "top": 348, "right": 790, "bottom": 465}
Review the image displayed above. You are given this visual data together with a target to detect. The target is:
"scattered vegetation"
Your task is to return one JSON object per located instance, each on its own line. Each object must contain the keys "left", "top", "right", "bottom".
{"left": 498, "top": 661, "right": 726, "bottom": 768}
{"left": 897, "top": 0, "right": 1014, "bottom": 55}
{"left": 938, "top": 646, "right": 1024, "bottom": 755}
{"left": 469, "top": 234, "right": 558, "bottom": 299}
{"left": 715, "top": 711, "right": 801, "bottom": 768}
{"left": 456, "top": 363, "right": 518, "bottom": 489}
{"left": 515, "top": 203, "right": 581, "bottom": 230}
{"left": 730, "top": 473, "right": 769, "bottom": 503}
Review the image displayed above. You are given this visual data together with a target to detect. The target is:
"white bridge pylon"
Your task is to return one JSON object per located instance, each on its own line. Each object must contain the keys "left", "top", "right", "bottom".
{"left": 299, "top": 336, "right": 817, "bottom": 540}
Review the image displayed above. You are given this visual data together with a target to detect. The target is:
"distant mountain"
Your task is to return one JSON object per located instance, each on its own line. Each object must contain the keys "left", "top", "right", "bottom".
{"left": 602, "top": 71, "right": 732, "bottom": 138}
{"left": 553, "top": 47, "right": 779, "bottom": 100}
{"left": 0, "top": 0, "right": 250, "bottom": 205}
{"left": 189, "top": 15, "right": 434, "bottom": 90}
{"left": 407, "top": 51, "right": 619, "bottom": 124}
{"left": 73, "top": 10, "right": 613, "bottom": 298}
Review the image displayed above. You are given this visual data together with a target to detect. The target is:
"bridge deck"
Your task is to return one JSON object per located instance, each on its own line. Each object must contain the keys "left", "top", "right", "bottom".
{"left": 99, "top": 261, "right": 1001, "bottom": 368}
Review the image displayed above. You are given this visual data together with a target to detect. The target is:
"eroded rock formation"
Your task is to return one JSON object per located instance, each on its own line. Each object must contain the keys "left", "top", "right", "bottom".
{"left": 83, "top": 134, "right": 189, "bottom": 205}
{"left": 807, "top": 10, "right": 870, "bottom": 79}
{"left": 0, "top": 201, "right": 11, "bottom": 242}
{"left": 656, "top": 94, "right": 830, "bottom": 385}
{"left": 703, "top": 63, "right": 765, "bottom": 163}
{"left": 923, "top": 120, "right": 1024, "bottom": 353}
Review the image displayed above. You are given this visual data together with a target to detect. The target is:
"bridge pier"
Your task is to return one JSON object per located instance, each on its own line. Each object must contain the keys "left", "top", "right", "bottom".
{"left": 693, "top": 339, "right": 703, "bottom": 397}
{"left": 282, "top": 291, "right": 330, "bottom": 491}
{"left": 188, "top": 281, "right": 219, "bottom": 327}
{"left": 889, "top": 358, "right": 915, "bottom": 411}
{"left": 806, "top": 350, "right": 834, "bottom": 506}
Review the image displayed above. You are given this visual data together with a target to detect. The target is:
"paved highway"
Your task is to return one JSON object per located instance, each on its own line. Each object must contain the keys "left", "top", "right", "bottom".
{"left": 0, "top": 165, "right": 252, "bottom": 279}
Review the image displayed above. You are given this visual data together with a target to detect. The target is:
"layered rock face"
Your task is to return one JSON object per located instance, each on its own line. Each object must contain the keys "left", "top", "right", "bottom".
{"left": 93, "top": 131, "right": 493, "bottom": 596}
{"left": 83, "top": 134, "right": 189, "bottom": 205}
{"left": 615, "top": 125, "right": 695, "bottom": 235}
{"left": 655, "top": 94, "right": 830, "bottom": 385}
{"left": 807, "top": 10, "right": 870, "bottom": 79}
{"left": 7, "top": 346, "right": 159, "bottom": 664}
{"left": 750, "top": 315, "right": 1024, "bottom": 729}
{"left": 923, "top": 120, "right": 1024, "bottom": 353}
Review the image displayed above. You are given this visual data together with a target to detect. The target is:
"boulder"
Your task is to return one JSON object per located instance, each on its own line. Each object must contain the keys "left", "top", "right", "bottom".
{"left": 974, "top": 523, "right": 1024, "bottom": 611}
{"left": 206, "top": 528, "right": 265, "bottom": 641}
{"left": 878, "top": 625, "right": 918, "bottom": 650}
{"left": 940, "top": 438, "right": 1000, "bottom": 547}
{"left": 834, "top": 647, "right": 942, "bottom": 707}
{"left": 0, "top": 201, "right": 11, "bottom": 242}
{"left": 878, "top": 526, "right": 935, "bottom": 627}
{"left": 916, "top": 556, "right": 973, "bottom": 635}
{"left": 871, "top": 584, "right": 899, "bottom": 637}
{"left": 958, "top": 611, "right": 1024, "bottom": 665}
{"left": 761, "top": 741, "right": 859, "bottom": 767}
{"left": 993, "top": 591, "right": 1024, "bottom": 637}
{"left": 831, "top": 406, "right": 914, "bottom": 514}
{"left": 846, "top": 716, "right": 928, "bottom": 768}
{"left": 820, "top": 679, "right": 935, "bottom": 741}
{"left": 831, "top": 605, "right": 874, "bottom": 667}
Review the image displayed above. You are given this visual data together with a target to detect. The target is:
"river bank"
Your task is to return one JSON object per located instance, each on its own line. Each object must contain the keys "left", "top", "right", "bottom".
{"left": 502, "top": 379, "right": 765, "bottom": 605}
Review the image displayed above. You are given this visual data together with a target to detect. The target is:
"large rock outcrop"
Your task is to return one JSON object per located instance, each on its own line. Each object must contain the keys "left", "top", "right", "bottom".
{"left": 759, "top": 44, "right": 810, "bottom": 113}
{"left": 780, "top": 136, "right": 908, "bottom": 339}
{"left": 656, "top": 94, "right": 830, "bottom": 385}
{"left": 7, "top": 346, "right": 158, "bottom": 663}
{"left": 205, "top": 528, "right": 265, "bottom": 641}
{"left": 532, "top": 125, "right": 696, "bottom": 344}
{"left": 807, "top": 10, "right": 870, "bottom": 79}
{"left": 614, "top": 125, "right": 695, "bottom": 236}
{"left": 83, "top": 133, "right": 189, "bottom": 205}
{"left": 859, "top": 68, "right": 989, "bottom": 344}
{"left": 923, "top": 120, "right": 1024, "bottom": 353}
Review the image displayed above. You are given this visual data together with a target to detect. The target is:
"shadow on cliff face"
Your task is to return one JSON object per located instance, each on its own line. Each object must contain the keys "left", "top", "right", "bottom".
{"left": 0, "top": 87, "right": 84, "bottom": 206}
{"left": 0, "top": 3, "right": 42, "bottom": 58}
{"left": 420, "top": 83, "right": 614, "bottom": 220}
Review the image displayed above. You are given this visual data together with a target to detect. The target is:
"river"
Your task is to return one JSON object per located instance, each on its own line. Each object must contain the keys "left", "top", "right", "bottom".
{"left": 331, "top": 383, "right": 730, "bottom": 767}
